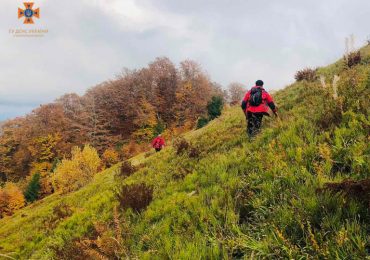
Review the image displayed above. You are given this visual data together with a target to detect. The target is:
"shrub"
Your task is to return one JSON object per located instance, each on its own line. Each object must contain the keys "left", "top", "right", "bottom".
{"left": 53, "top": 202, "right": 73, "bottom": 219}
{"left": 116, "top": 183, "right": 153, "bottom": 212}
{"left": 0, "top": 183, "right": 25, "bottom": 217}
{"left": 119, "top": 161, "right": 136, "bottom": 178}
{"left": 56, "top": 208, "right": 127, "bottom": 259}
{"left": 188, "top": 147, "right": 200, "bottom": 158}
{"left": 295, "top": 68, "right": 318, "bottom": 82}
{"left": 174, "top": 138, "right": 190, "bottom": 155}
{"left": 102, "top": 148, "right": 120, "bottom": 168}
{"left": 197, "top": 117, "right": 209, "bottom": 129}
{"left": 75, "top": 222, "right": 123, "bottom": 259}
{"left": 317, "top": 178, "right": 370, "bottom": 208}
{"left": 207, "top": 96, "right": 224, "bottom": 120}
{"left": 53, "top": 145, "right": 101, "bottom": 193}
{"left": 45, "top": 202, "right": 73, "bottom": 230}
{"left": 346, "top": 51, "right": 361, "bottom": 68}
{"left": 24, "top": 172, "right": 41, "bottom": 203}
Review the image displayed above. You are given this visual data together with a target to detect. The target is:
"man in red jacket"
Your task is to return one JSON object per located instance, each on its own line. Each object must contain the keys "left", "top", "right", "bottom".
{"left": 152, "top": 134, "right": 165, "bottom": 152}
{"left": 241, "top": 80, "right": 278, "bottom": 138}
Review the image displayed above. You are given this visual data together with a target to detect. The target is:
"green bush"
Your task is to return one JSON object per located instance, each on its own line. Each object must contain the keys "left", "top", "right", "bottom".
{"left": 24, "top": 173, "right": 41, "bottom": 203}
{"left": 207, "top": 96, "right": 224, "bottom": 120}
{"left": 197, "top": 96, "right": 224, "bottom": 129}
{"left": 196, "top": 117, "right": 209, "bottom": 129}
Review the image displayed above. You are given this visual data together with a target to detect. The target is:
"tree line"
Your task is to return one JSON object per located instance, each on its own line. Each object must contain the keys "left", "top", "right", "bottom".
{"left": 0, "top": 57, "right": 247, "bottom": 216}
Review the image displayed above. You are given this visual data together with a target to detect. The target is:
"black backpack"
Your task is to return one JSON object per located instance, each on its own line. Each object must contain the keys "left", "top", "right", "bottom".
{"left": 249, "top": 87, "right": 263, "bottom": 106}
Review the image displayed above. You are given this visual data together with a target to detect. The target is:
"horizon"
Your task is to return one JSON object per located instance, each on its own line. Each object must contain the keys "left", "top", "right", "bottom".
{"left": 1, "top": 0, "right": 370, "bottom": 120}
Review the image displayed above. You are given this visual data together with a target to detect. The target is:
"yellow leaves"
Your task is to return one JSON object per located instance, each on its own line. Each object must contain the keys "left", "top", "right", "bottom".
{"left": 0, "top": 182, "right": 25, "bottom": 217}
{"left": 30, "top": 161, "right": 52, "bottom": 175}
{"left": 29, "top": 133, "right": 62, "bottom": 162}
{"left": 133, "top": 99, "right": 157, "bottom": 128}
{"left": 102, "top": 148, "right": 120, "bottom": 168}
{"left": 131, "top": 99, "right": 158, "bottom": 143}
{"left": 53, "top": 144, "right": 101, "bottom": 193}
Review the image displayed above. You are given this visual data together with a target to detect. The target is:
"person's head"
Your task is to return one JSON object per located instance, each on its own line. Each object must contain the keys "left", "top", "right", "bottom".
{"left": 158, "top": 134, "right": 161, "bottom": 137}
{"left": 255, "top": 80, "right": 264, "bottom": 87}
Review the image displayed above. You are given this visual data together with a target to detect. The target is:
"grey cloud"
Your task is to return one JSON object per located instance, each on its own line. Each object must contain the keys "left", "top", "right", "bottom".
{"left": 0, "top": 0, "right": 369, "bottom": 120}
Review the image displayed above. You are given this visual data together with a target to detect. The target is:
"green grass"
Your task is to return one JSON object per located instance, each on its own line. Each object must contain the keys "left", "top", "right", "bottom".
{"left": 0, "top": 45, "right": 369, "bottom": 259}
{"left": 0, "top": 166, "right": 118, "bottom": 259}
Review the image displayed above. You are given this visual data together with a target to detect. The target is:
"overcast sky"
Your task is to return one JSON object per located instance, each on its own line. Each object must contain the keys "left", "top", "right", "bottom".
{"left": 0, "top": 0, "right": 369, "bottom": 120}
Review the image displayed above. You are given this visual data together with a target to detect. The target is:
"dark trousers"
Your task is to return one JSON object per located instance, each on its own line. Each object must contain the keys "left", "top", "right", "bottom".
{"left": 247, "top": 112, "right": 264, "bottom": 137}
{"left": 155, "top": 148, "right": 162, "bottom": 152}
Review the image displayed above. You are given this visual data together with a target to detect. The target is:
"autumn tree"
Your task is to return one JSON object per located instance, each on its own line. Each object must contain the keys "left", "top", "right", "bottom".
{"left": 56, "top": 93, "right": 90, "bottom": 145}
{"left": 53, "top": 145, "right": 101, "bottom": 193}
{"left": 0, "top": 118, "right": 30, "bottom": 181}
{"left": 148, "top": 57, "right": 178, "bottom": 123}
{"left": 175, "top": 60, "right": 213, "bottom": 127}
{"left": 0, "top": 183, "right": 25, "bottom": 217}
{"left": 83, "top": 89, "right": 112, "bottom": 152}
{"left": 131, "top": 99, "right": 158, "bottom": 142}
{"left": 228, "top": 82, "right": 246, "bottom": 105}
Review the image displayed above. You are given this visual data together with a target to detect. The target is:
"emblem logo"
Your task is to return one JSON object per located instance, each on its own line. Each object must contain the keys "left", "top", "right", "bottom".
{"left": 18, "top": 2, "right": 40, "bottom": 24}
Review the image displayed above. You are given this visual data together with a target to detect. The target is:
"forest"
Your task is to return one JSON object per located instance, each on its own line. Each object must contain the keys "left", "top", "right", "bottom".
{"left": 0, "top": 57, "right": 247, "bottom": 217}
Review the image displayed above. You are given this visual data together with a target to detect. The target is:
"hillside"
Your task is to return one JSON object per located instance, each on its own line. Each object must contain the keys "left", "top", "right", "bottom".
{"left": 0, "top": 57, "right": 225, "bottom": 184}
{"left": 0, "top": 46, "right": 369, "bottom": 259}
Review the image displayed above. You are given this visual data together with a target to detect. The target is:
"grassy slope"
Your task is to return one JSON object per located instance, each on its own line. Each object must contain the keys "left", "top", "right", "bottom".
{"left": 0, "top": 46, "right": 369, "bottom": 259}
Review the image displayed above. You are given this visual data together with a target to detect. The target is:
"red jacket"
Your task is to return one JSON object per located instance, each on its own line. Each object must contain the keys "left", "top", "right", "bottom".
{"left": 241, "top": 86, "right": 277, "bottom": 114}
{"left": 152, "top": 136, "right": 165, "bottom": 149}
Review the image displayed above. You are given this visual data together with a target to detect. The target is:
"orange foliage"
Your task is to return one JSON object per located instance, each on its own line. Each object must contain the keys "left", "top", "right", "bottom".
{"left": 102, "top": 148, "right": 120, "bottom": 168}
{"left": 0, "top": 183, "right": 25, "bottom": 217}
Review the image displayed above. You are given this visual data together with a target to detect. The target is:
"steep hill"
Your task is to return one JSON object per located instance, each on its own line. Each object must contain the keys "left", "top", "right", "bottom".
{"left": 0, "top": 46, "right": 369, "bottom": 259}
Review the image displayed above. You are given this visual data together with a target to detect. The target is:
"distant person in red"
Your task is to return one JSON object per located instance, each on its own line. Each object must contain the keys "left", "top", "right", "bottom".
{"left": 241, "top": 80, "right": 278, "bottom": 138}
{"left": 152, "top": 134, "right": 165, "bottom": 152}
